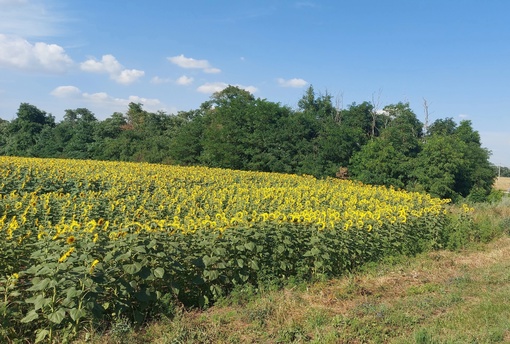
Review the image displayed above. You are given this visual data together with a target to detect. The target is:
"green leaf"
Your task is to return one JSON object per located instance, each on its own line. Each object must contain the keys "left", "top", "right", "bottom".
{"left": 34, "top": 329, "right": 49, "bottom": 343}
{"left": 27, "top": 277, "right": 50, "bottom": 291}
{"left": 202, "top": 255, "right": 218, "bottom": 267}
{"left": 236, "top": 259, "right": 244, "bottom": 268}
{"left": 116, "top": 251, "right": 131, "bottom": 261}
{"left": 47, "top": 308, "right": 66, "bottom": 324}
{"left": 249, "top": 260, "right": 259, "bottom": 271}
{"left": 204, "top": 269, "right": 220, "bottom": 281}
{"left": 214, "top": 248, "right": 226, "bottom": 256}
{"left": 244, "top": 242, "right": 255, "bottom": 251}
{"left": 26, "top": 294, "right": 51, "bottom": 310}
{"left": 20, "top": 309, "right": 39, "bottom": 323}
{"left": 69, "top": 308, "right": 87, "bottom": 321}
{"left": 310, "top": 247, "right": 321, "bottom": 255}
{"left": 66, "top": 287, "right": 82, "bottom": 299}
{"left": 133, "top": 245, "right": 147, "bottom": 254}
{"left": 153, "top": 267, "right": 165, "bottom": 278}
{"left": 210, "top": 284, "right": 223, "bottom": 298}
{"left": 123, "top": 262, "right": 142, "bottom": 274}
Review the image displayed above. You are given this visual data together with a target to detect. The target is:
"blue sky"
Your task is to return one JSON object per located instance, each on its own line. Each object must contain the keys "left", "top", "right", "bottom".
{"left": 0, "top": 0, "right": 509, "bottom": 166}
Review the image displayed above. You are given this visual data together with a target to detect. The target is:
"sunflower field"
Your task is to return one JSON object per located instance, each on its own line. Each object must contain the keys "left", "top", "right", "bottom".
{"left": 0, "top": 156, "right": 458, "bottom": 342}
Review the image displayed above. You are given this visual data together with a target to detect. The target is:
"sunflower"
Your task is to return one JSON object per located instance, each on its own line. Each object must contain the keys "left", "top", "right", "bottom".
{"left": 66, "top": 235, "right": 76, "bottom": 245}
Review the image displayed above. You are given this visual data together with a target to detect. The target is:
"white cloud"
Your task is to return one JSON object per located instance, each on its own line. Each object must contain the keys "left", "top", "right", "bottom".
{"left": 458, "top": 114, "right": 469, "bottom": 119}
{"left": 50, "top": 85, "right": 81, "bottom": 97}
{"left": 151, "top": 76, "right": 171, "bottom": 84}
{"left": 114, "top": 69, "right": 145, "bottom": 84}
{"left": 80, "top": 54, "right": 144, "bottom": 85}
{"left": 277, "top": 77, "right": 308, "bottom": 88}
{"left": 82, "top": 92, "right": 161, "bottom": 108}
{"left": 80, "top": 54, "right": 120, "bottom": 73}
{"left": 0, "top": 34, "right": 73, "bottom": 73}
{"left": 168, "top": 54, "right": 221, "bottom": 74}
{"left": 197, "top": 82, "right": 258, "bottom": 94}
{"left": 197, "top": 82, "right": 228, "bottom": 94}
{"left": 242, "top": 85, "right": 258, "bottom": 94}
{"left": 176, "top": 75, "right": 194, "bottom": 85}
{"left": 50, "top": 85, "right": 162, "bottom": 112}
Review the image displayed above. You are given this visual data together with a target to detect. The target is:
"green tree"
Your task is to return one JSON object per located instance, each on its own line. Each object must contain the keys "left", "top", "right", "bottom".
{"left": 169, "top": 107, "right": 208, "bottom": 165}
{"left": 0, "top": 118, "right": 9, "bottom": 155}
{"left": 380, "top": 102, "right": 422, "bottom": 157}
{"left": 5, "top": 103, "right": 55, "bottom": 156}
{"left": 427, "top": 117, "right": 457, "bottom": 136}
{"left": 349, "top": 138, "right": 409, "bottom": 188}
{"left": 411, "top": 135, "right": 467, "bottom": 200}
{"left": 411, "top": 119, "right": 496, "bottom": 201}
{"left": 200, "top": 86, "right": 256, "bottom": 169}
{"left": 61, "top": 108, "right": 98, "bottom": 159}
{"left": 454, "top": 120, "right": 496, "bottom": 201}
{"left": 90, "top": 112, "right": 128, "bottom": 161}
{"left": 349, "top": 103, "right": 422, "bottom": 188}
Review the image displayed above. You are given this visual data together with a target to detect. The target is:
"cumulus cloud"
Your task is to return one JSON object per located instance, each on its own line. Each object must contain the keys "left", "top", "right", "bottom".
{"left": 176, "top": 75, "right": 194, "bottom": 85}
{"left": 277, "top": 77, "right": 308, "bottom": 88}
{"left": 0, "top": 34, "right": 73, "bottom": 73}
{"left": 50, "top": 85, "right": 81, "bottom": 97}
{"left": 115, "top": 69, "right": 145, "bottom": 84}
{"left": 197, "top": 82, "right": 257, "bottom": 94}
{"left": 168, "top": 54, "right": 221, "bottom": 74}
{"left": 82, "top": 92, "right": 161, "bottom": 108}
{"left": 150, "top": 76, "right": 171, "bottom": 84}
{"left": 50, "top": 85, "right": 162, "bottom": 112}
{"left": 80, "top": 54, "right": 145, "bottom": 84}
{"left": 458, "top": 114, "right": 469, "bottom": 119}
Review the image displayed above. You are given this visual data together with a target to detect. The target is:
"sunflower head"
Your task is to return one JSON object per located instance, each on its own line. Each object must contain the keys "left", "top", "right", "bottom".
{"left": 66, "top": 235, "right": 76, "bottom": 245}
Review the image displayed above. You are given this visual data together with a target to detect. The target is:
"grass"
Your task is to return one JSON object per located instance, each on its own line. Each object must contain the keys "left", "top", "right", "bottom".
{"left": 494, "top": 176, "right": 510, "bottom": 192}
{"left": 71, "top": 199, "right": 510, "bottom": 343}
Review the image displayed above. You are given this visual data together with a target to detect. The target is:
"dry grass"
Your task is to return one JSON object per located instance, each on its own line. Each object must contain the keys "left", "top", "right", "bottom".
{"left": 494, "top": 176, "right": 510, "bottom": 191}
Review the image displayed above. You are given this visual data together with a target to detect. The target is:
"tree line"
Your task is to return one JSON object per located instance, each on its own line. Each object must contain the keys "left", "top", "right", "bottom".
{"left": 0, "top": 85, "right": 497, "bottom": 202}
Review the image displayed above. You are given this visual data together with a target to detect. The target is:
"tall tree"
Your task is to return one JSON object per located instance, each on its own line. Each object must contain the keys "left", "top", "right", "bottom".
{"left": 200, "top": 86, "right": 256, "bottom": 169}
{"left": 411, "top": 119, "right": 496, "bottom": 200}
{"left": 169, "top": 106, "right": 209, "bottom": 165}
{"left": 5, "top": 103, "right": 55, "bottom": 156}
{"left": 61, "top": 108, "right": 98, "bottom": 159}
{"left": 349, "top": 104, "right": 422, "bottom": 188}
